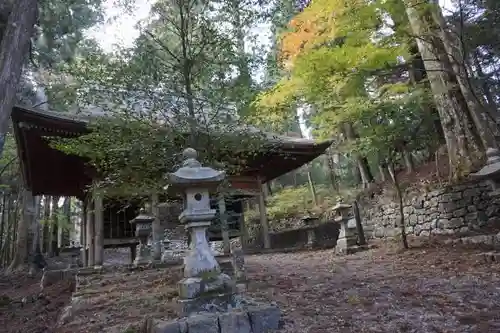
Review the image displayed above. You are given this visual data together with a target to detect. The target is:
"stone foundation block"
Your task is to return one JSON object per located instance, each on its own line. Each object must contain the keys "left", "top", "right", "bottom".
{"left": 219, "top": 311, "right": 251, "bottom": 333}
{"left": 247, "top": 304, "right": 281, "bottom": 333}
{"left": 187, "top": 313, "right": 219, "bottom": 333}
{"left": 148, "top": 303, "right": 281, "bottom": 333}
{"left": 40, "top": 268, "right": 78, "bottom": 290}
{"left": 178, "top": 273, "right": 233, "bottom": 299}
{"left": 177, "top": 291, "right": 235, "bottom": 317}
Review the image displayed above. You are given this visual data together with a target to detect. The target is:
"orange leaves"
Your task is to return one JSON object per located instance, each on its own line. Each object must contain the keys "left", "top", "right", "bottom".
{"left": 279, "top": 0, "right": 347, "bottom": 66}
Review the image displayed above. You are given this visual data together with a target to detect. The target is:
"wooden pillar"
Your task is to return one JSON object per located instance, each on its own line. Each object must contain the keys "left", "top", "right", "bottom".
{"left": 218, "top": 195, "right": 230, "bottom": 255}
{"left": 94, "top": 194, "right": 104, "bottom": 266}
{"left": 257, "top": 178, "right": 271, "bottom": 249}
{"left": 86, "top": 199, "right": 95, "bottom": 267}
{"left": 81, "top": 201, "right": 88, "bottom": 267}
{"left": 239, "top": 202, "right": 249, "bottom": 252}
{"left": 151, "top": 193, "right": 162, "bottom": 261}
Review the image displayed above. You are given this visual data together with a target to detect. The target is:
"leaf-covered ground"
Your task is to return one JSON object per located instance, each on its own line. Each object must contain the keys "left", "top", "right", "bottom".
{"left": 0, "top": 270, "right": 74, "bottom": 333}
{"left": 246, "top": 242, "right": 500, "bottom": 333}
{"left": 2, "top": 241, "right": 500, "bottom": 333}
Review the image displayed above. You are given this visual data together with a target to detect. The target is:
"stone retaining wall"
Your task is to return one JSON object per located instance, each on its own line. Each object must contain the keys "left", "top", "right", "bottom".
{"left": 246, "top": 222, "right": 339, "bottom": 250}
{"left": 360, "top": 180, "right": 500, "bottom": 239}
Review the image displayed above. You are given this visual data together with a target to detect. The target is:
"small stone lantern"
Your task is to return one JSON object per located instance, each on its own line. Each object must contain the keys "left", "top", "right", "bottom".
{"left": 471, "top": 148, "right": 500, "bottom": 194}
{"left": 301, "top": 215, "right": 319, "bottom": 249}
{"left": 130, "top": 208, "right": 155, "bottom": 266}
{"left": 331, "top": 201, "right": 357, "bottom": 254}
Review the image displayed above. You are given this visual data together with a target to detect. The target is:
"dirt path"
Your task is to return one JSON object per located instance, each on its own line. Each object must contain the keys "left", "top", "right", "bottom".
{"left": 245, "top": 244, "right": 500, "bottom": 333}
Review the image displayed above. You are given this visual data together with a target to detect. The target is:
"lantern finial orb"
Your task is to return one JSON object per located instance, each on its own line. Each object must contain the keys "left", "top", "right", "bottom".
{"left": 183, "top": 147, "right": 197, "bottom": 160}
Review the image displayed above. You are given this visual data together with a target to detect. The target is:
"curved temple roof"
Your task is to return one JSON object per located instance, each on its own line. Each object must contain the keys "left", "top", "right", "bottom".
{"left": 11, "top": 105, "right": 332, "bottom": 198}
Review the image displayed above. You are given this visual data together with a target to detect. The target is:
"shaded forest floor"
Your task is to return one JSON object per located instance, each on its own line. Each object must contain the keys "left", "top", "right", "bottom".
{"left": 2, "top": 239, "right": 500, "bottom": 333}
{"left": 0, "top": 270, "right": 74, "bottom": 333}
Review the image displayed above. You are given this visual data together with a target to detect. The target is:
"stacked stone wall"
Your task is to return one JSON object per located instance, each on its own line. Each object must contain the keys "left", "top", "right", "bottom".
{"left": 360, "top": 180, "right": 500, "bottom": 239}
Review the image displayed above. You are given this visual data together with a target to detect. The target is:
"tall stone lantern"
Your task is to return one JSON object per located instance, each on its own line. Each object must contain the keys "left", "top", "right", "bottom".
{"left": 130, "top": 208, "right": 155, "bottom": 266}
{"left": 168, "top": 148, "right": 236, "bottom": 316}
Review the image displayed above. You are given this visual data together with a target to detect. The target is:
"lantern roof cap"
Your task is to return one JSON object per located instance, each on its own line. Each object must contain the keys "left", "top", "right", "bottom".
{"left": 168, "top": 148, "right": 225, "bottom": 189}
{"left": 331, "top": 201, "right": 352, "bottom": 211}
{"left": 130, "top": 208, "right": 155, "bottom": 224}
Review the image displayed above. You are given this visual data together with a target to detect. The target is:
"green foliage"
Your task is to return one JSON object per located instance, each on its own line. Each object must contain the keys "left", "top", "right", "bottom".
{"left": 248, "top": 184, "right": 356, "bottom": 222}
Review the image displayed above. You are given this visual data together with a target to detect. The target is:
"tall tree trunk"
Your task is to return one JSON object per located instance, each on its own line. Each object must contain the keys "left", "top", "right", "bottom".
{"left": 408, "top": 42, "right": 446, "bottom": 145}
{"left": 388, "top": 163, "right": 409, "bottom": 249}
{"left": 307, "top": 170, "right": 318, "bottom": 206}
{"left": 60, "top": 197, "right": 71, "bottom": 248}
{"left": 431, "top": 4, "right": 498, "bottom": 149}
{"left": 0, "top": 0, "right": 38, "bottom": 157}
{"left": 472, "top": 51, "right": 497, "bottom": 112}
{"left": 403, "top": 150, "right": 415, "bottom": 173}
{"left": 42, "top": 195, "right": 51, "bottom": 253}
{"left": 49, "top": 196, "right": 60, "bottom": 257}
{"left": 0, "top": 191, "right": 6, "bottom": 255}
{"left": 404, "top": 0, "right": 485, "bottom": 179}
{"left": 8, "top": 188, "right": 34, "bottom": 270}
{"left": 343, "top": 123, "right": 374, "bottom": 186}
{"left": 29, "top": 196, "right": 46, "bottom": 273}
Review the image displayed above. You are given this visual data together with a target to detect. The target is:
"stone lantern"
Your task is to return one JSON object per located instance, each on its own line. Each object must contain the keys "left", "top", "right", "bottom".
{"left": 130, "top": 208, "right": 155, "bottom": 266}
{"left": 471, "top": 148, "right": 500, "bottom": 194}
{"left": 301, "top": 215, "right": 319, "bottom": 249}
{"left": 145, "top": 148, "right": 281, "bottom": 332}
{"left": 167, "top": 148, "right": 236, "bottom": 315}
{"left": 331, "top": 201, "right": 357, "bottom": 254}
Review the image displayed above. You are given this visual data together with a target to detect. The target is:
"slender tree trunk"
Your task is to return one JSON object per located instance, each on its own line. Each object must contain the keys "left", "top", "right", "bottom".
{"left": 42, "top": 195, "right": 51, "bottom": 253}
{"left": 0, "top": 191, "right": 6, "bottom": 254}
{"left": 404, "top": 0, "right": 485, "bottom": 178}
{"left": 60, "top": 197, "right": 71, "bottom": 247}
{"left": 403, "top": 150, "right": 415, "bottom": 174}
{"left": 49, "top": 196, "right": 60, "bottom": 257}
{"left": 0, "top": 0, "right": 38, "bottom": 157}
{"left": 8, "top": 189, "right": 34, "bottom": 270}
{"left": 8, "top": 188, "right": 26, "bottom": 270}
{"left": 307, "top": 170, "right": 318, "bottom": 206}
{"left": 343, "top": 123, "right": 374, "bottom": 186}
{"left": 389, "top": 163, "right": 409, "bottom": 249}
{"left": 472, "top": 50, "right": 497, "bottom": 112}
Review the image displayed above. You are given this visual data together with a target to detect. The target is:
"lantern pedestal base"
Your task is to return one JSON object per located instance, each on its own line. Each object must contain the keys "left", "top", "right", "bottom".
{"left": 133, "top": 244, "right": 152, "bottom": 266}
{"left": 177, "top": 273, "right": 237, "bottom": 316}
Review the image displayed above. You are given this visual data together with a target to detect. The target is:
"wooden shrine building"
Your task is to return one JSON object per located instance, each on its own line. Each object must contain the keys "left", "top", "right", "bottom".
{"left": 11, "top": 105, "right": 332, "bottom": 266}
